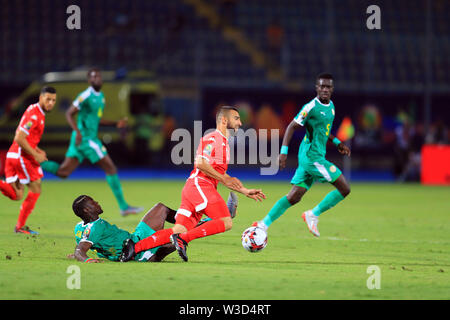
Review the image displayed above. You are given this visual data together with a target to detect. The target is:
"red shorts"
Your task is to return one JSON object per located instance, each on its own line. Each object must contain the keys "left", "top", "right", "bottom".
{"left": 5, "top": 153, "right": 43, "bottom": 184}
{"left": 175, "top": 177, "right": 229, "bottom": 230}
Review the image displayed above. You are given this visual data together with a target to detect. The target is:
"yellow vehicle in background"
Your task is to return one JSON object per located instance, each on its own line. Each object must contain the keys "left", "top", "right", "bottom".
{"left": 0, "top": 70, "right": 160, "bottom": 162}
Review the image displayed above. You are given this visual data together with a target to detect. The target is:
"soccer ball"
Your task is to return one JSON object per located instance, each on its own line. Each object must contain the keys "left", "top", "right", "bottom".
{"left": 241, "top": 226, "right": 267, "bottom": 252}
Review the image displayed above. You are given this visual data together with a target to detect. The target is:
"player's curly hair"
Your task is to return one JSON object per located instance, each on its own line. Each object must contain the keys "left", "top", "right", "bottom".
{"left": 72, "top": 195, "right": 89, "bottom": 219}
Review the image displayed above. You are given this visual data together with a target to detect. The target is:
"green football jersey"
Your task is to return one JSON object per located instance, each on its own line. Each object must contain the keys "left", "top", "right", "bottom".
{"left": 74, "top": 218, "right": 130, "bottom": 261}
{"left": 72, "top": 86, "right": 105, "bottom": 139}
{"left": 294, "top": 97, "right": 335, "bottom": 161}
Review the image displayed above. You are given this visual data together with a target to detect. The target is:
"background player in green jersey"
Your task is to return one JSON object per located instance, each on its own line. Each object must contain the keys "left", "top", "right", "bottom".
{"left": 41, "top": 68, "right": 142, "bottom": 216}
{"left": 69, "top": 195, "right": 177, "bottom": 263}
{"left": 253, "top": 73, "right": 351, "bottom": 237}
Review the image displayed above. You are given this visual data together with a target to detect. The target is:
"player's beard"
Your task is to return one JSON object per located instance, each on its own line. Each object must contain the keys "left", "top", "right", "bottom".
{"left": 227, "top": 126, "right": 239, "bottom": 137}
{"left": 42, "top": 104, "right": 54, "bottom": 113}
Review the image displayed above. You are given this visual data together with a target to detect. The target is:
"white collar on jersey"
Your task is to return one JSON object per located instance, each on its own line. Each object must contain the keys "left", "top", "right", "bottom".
{"left": 36, "top": 103, "right": 45, "bottom": 116}
{"left": 215, "top": 129, "right": 228, "bottom": 141}
{"left": 315, "top": 97, "right": 331, "bottom": 107}
{"left": 81, "top": 217, "right": 100, "bottom": 227}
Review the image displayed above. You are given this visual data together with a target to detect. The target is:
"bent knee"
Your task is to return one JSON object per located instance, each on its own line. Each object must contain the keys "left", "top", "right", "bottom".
{"left": 286, "top": 186, "right": 308, "bottom": 205}
{"left": 340, "top": 185, "right": 351, "bottom": 198}
{"left": 222, "top": 217, "right": 233, "bottom": 231}
{"left": 286, "top": 191, "right": 303, "bottom": 205}
{"left": 14, "top": 192, "right": 24, "bottom": 201}
{"left": 57, "top": 171, "right": 70, "bottom": 179}
{"left": 153, "top": 202, "right": 166, "bottom": 211}
{"left": 172, "top": 224, "right": 187, "bottom": 234}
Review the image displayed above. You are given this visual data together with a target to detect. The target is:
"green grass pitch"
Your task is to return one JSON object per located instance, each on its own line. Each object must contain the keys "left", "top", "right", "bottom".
{"left": 0, "top": 179, "right": 449, "bottom": 300}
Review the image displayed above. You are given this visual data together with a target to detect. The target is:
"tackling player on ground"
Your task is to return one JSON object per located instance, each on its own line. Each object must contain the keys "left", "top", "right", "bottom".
{"left": 69, "top": 193, "right": 239, "bottom": 263}
{"left": 119, "top": 106, "right": 266, "bottom": 262}
{"left": 69, "top": 195, "right": 176, "bottom": 262}
{"left": 252, "top": 73, "right": 351, "bottom": 237}
{"left": 40, "top": 68, "right": 142, "bottom": 216}
{"left": 0, "top": 87, "right": 56, "bottom": 234}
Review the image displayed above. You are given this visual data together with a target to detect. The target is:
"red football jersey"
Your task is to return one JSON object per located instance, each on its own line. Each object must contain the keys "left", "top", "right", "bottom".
{"left": 189, "top": 130, "right": 230, "bottom": 188}
{"left": 8, "top": 103, "right": 46, "bottom": 164}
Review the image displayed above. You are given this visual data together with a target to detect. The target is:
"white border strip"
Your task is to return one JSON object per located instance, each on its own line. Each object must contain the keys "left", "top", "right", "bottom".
{"left": 194, "top": 177, "right": 208, "bottom": 212}
{"left": 313, "top": 161, "right": 332, "bottom": 182}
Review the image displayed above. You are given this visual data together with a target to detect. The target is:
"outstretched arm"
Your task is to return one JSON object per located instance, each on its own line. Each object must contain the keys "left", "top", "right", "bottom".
{"left": 72, "top": 241, "right": 102, "bottom": 263}
{"left": 195, "top": 157, "right": 265, "bottom": 202}
{"left": 195, "top": 156, "right": 241, "bottom": 190}
{"left": 223, "top": 173, "right": 266, "bottom": 202}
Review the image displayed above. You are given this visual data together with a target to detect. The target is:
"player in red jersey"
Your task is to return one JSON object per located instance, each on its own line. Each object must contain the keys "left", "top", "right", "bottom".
{"left": 119, "top": 106, "right": 266, "bottom": 262}
{"left": 0, "top": 86, "right": 56, "bottom": 234}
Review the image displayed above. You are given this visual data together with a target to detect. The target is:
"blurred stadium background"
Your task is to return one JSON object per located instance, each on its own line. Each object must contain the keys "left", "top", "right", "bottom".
{"left": 0, "top": 0, "right": 449, "bottom": 184}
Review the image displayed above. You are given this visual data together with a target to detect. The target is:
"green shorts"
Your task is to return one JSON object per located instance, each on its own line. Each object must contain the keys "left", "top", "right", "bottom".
{"left": 291, "top": 158, "right": 342, "bottom": 190}
{"left": 130, "top": 221, "right": 159, "bottom": 262}
{"left": 66, "top": 135, "right": 107, "bottom": 164}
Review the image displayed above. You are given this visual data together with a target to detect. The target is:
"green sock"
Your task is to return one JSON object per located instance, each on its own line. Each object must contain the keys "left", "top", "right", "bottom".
{"left": 40, "top": 161, "right": 60, "bottom": 175}
{"left": 312, "top": 190, "right": 345, "bottom": 216}
{"left": 105, "top": 174, "right": 129, "bottom": 211}
{"left": 262, "top": 196, "right": 292, "bottom": 227}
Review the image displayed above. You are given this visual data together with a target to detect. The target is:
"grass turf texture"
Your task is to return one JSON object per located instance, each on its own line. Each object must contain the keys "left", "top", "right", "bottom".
{"left": 0, "top": 180, "right": 449, "bottom": 300}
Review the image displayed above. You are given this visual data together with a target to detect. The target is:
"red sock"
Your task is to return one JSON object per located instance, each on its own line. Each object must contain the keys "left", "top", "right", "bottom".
{"left": 181, "top": 219, "right": 226, "bottom": 243}
{"left": 135, "top": 228, "right": 174, "bottom": 253}
{"left": 16, "top": 191, "right": 40, "bottom": 229}
{"left": 0, "top": 180, "right": 17, "bottom": 200}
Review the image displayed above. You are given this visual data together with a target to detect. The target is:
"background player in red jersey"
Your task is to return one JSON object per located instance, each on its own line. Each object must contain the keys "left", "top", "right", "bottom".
{"left": 0, "top": 87, "right": 56, "bottom": 234}
{"left": 120, "top": 106, "right": 266, "bottom": 262}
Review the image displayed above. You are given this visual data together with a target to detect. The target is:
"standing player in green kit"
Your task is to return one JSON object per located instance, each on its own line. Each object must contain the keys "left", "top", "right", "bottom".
{"left": 41, "top": 68, "right": 142, "bottom": 216}
{"left": 252, "top": 73, "right": 351, "bottom": 237}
